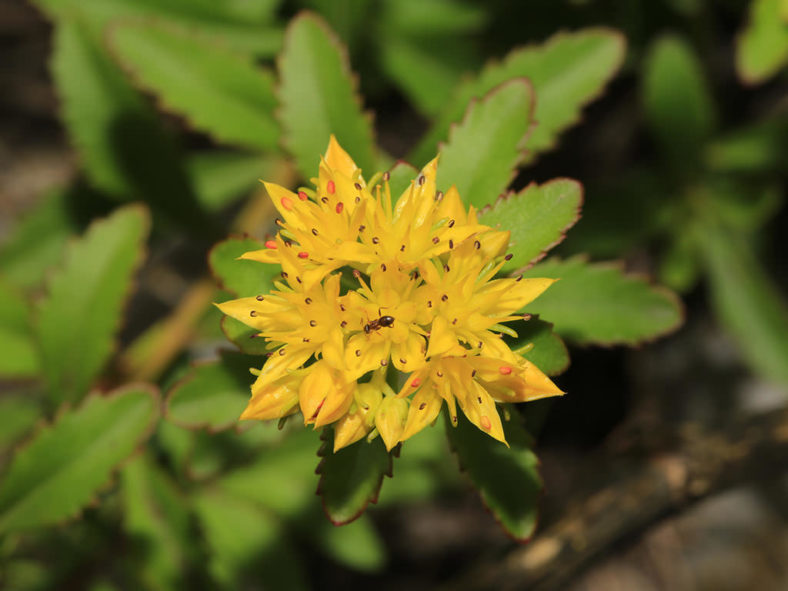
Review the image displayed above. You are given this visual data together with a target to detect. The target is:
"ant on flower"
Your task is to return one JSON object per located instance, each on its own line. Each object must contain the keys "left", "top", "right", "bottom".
{"left": 363, "top": 308, "right": 395, "bottom": 334}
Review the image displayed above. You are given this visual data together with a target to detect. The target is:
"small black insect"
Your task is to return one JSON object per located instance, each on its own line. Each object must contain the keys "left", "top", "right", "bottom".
{"left": 364, "top": 314, "right": 395, "bottom": 334}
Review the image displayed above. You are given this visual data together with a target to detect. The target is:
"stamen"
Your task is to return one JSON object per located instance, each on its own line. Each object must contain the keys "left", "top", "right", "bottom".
{"left": 444, "top": 265, "right": 450, "bottom": 272}
{"left": 278, "top": 348, "right": 286, "bottom": 356}
{"left": 380, "top": 359, "right": 388, "bottom": 366}
{"left": 441, "top": 294, "right": 448, "bottom": 302}
{"left": 355, "top": 350, "right": 361, "bottom": 357}
{"left": 309, "top": 320, "right": 317, "bottom": 327}
{"left": 281, "top": 272, "right": 288, "bottom": 278}
{"left": 298, "top": 190, "right": 309, "bottom": 201}
{"left": 340, "top": 304, "right": 346, "bottom": 311}
{"left": 321, "top": 197, "right": 328, "bottom": 203}
{"left": 499, "top": 366, "right": 513, "bottom": 375}
{"left": 327, "top": 180, "right": 335, "bottom": 194}
{"left": 436, "top": 371, "right": 443, "bottom": 377}
{"left": 505, "top": 253, "right": 513, "bottom": 261}
{"left": 471, "top": 369, "right": 477, "bottom": 377}
{"left": 452, "top": 318, "right": 457, "bottom": 325}
{"left": 418, "top": 175, "right": 425, "bottom": 186}
{"left": 354, "top": 182, "right": 362, "bottom": 190}
{"left": 435, "top": 191, "right": 444, "bottom": 201}
{"left": 372, "top": 236, "right": 380, "bottom": 244}
{"left": 335, "top": 202, "right": 344, "bottom": 213}
{"left": 341, "top": 321, "right": 347, "bottom": 327}
{"left": 256, "top": 295, "right": 264, "bottom": 301}
{"left": 448, "top": 219, "right": 455, "bottom": 228}
{"left": 359, "top": 225, "right": 366, "bottom": 232}
{"left": 449, "top": 239, "right": 454, "bottom": 249}
{"left": 399, "top": 358, "right": 407, "bottom": 364}
{"left": 411, "top": 378, "right": 421, "bottom": 387}
{"left": 311, "top": 228, "right": 319, "bottom": 236}
{"left": 522, "top": 313, "right": 532, "bottom": 321}
{"left": 432, "top": 237, "right": 439, "bottom": 244}
{"left": 265, "top": 240, "right": 277, "bottom": 249}
{"left": 355, "top": 196, "right": 360, "bottom": 203}
{"left": 400, "top": 244, "right": 405, "bottom": 252}
{"left": 305, "top": 298, "right": 312, "bottom": 304}
{"left": 382, "top": 171, "right": 390, "bottom": 181}
{"left": 419, "top": 403, "right": 426, "bottom": 410}
{"left": 381, "top": 263, "right": 387, "bottom": 271}
{"left": 516, "top": 274, "right": 523, "bottom": 282}
{"left": 249, "top": 310, "right": 257, "bottom": 317}
{"left": 297, "top": 251, "right": 309, "bottom": 259}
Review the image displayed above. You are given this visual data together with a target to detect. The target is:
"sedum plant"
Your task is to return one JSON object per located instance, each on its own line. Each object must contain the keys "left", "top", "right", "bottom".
{"left": 0, "top": 2, "right": 708, "bottom": 588}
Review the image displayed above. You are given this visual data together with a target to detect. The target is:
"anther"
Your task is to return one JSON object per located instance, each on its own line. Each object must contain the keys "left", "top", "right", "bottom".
{"left": 435, "top": 191, "right": 444, "bottom": 201}
{"left": 516, "top": 274, "right": 523, "bottom": 282}
{"left": 256, "top": 295, "right": 264, "bottom": 301}
{"left": 305, "top": 298, "right": 312, "bottom": 304}
{"left": 327, "top": 180, "right": 335, "bottom": 194}
{"left": 474, "top": 240, "right": 481, "bottom": 249}
{"left": 411, "top": 378, "right": 421, "bottom": 387}
{"left": 400, "top": 358, "right": 407, "bottom": 364}
{"left": 298, "top": 190, "right": 308, "bottom": 201}
{"left": 296, "top": 277, "right": 302, "bottom": 283}
{"left": 448, "top": 219, "right": 455, "bottom": 228}
{"left": 355, "top": 196, "right": 360, "bottom": 203}
{"left": 444, "top": 264, "right": 450, "bottom": 272}
{"left": 419, "top": 403, "right": 426, "bottom": 410}
{"left": 354, "top": 182, "right": 362, "bottom": 190}
{"left": 436, "top": 371, "right": 443, "bottom": 377}
{"left": 499, "top": 366, "right": 513, "bottom": 375}
{"left": 427, "top": 301, "right": 432, "bottom": 307}
{"left": 478, "top": 341, "right": 483, "bottom": 348}
{"left": 321, "top": 197, "right": 328, "bottom": 203}
{"left": 249, "top": 310, "right": 257, "bottom": 317}
{"left": 400, "top": 244, "right": 405, "bottom": 252}
{"left": 449, "top": 239, "right": 454, "bottom": 249}
{"left": 380, "top": 359, "right": 388, "bottom": 366}
{"left": 340, "top": 304, "right": 346, "bottom": 311}
{"left": 471, "top": 369, "right": 477, "bottom": 377}
{"left": 265, "top": 240, "right": 277, "bottom": 249}
{"left": 280, "top": 197, "right": 293, "bottom": 210}
{"left": 359, "top": 225, "right": 366, "bottom": 232}
{"left": 522, "top": 313, "right": 532, "bottom": 321}
{"left": 355, "top": 350, "right": 361, "bottom": 357}
{"left": 311, "top": 228, "right": 319, "bottom": 236}
{"left": 298, "top": 251, "right": 309, "bottom": 259}
{"left": 278, "top": 348, "right": 286, "bottom": 356}
{"left": 441, "top": 294, "right": 448, "bottom": 302}
{"left": 477, "top": 396, "right": 482, "bottom": 404}
{"left": 340, "top": 321, "right": 347, "bottom": 327}
{"left": 383, "top": 171, "right": 390, "bottom": 181}
{"left": 303, "top": 338, "right": 310, "bottom": 342}
{"left": 505, "top": 253, "right": 513, "bottom": 261}
{"left": 418, "top": 175, "right": 425, "bottom": 186}
{"left": 281, "top": 272, "right": 288, "bottom": 278}
{"left": 275, "top": 218, "right": 283, "bottom": 226}
{"left": 335, "top": 202, "right": 344, "bottom": 214}
{"left": 381, "top": 263, "right": 387, "bottom": 271}
{"left": 452, "top": 318, "right": 457, "bottom": 325}
{"left": 372, "top": 236, "right": 380, "bottom": 244}
{"left": 352, "top": 270, "right": 361, "bottom": 278}
{"left": 309, "top": 320, "right": 317, "bottom": 327}
{"left": 432, "top": 237, "right": 439, "bottom": 244}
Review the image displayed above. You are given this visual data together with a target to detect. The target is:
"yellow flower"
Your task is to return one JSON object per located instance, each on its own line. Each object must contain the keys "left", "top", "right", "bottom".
{"left": 218, "top": 136, "right": 563, "bottom": 451}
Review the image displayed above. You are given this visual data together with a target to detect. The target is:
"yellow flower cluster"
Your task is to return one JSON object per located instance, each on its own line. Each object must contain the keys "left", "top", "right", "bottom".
{"left": 218, "top": 137, "right": 563, "bottom": 451}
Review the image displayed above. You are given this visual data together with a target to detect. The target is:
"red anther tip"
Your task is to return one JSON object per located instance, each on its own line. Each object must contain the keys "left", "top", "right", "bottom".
{"left": 297, "top": 251, "right": 309, "bottom": 259}
{"left": 499, "top": 366, "right": 513, "bottom": 375}
{"left": 297, "top": 190, "right": 308, "bottom": 201}
{"left": 410, "top": 378, "right": 421, "bottom": 388}
{"left": 280, "top": 196, "right": 293, "bottom": 210}
{"left": 335, "top": 202, "right": 344, "bottom": 213}
{"left": 327, "top": 180, "right": 335, "bottom": 194}
{"left": 265, "top": 240, "right": 277, "bottom": 249}
{"left": 480, "top": 416, "right": 491, "bottom": 430}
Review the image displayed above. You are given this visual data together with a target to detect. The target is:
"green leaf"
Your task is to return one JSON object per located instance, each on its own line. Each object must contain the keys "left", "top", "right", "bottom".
{"left": 32, "top": 0, "right": 283, "bottom": 57}
{"left": 218, "top": 427, "right": 320, "bottom": 518}
{"left": 209, "top": 236, "right": 279, "bottom": 297}
{"left": 193, "top": 488, "right": 307, "bottom": 590}
{"left": 480, "top": 178, "right": 583, "bottom": 272}
{"left": 278, "top": 13, "right": 376, "bottom": 179}
{"left": 736, "top": 0, "right": 788, "bottom": 84}
{"left": 0, "top": 396, "right": 40, "bottom": 453}
{"left": 643, "top": 35, "right": 716, "bottom": 164}
{"left": 108, "top": 22, "right": 278, "bottom": 152}
{"left": 316, "top": 430, "right": 392, "bottom": 525}
{"left": 309, "top": 513, "right": 386, "bottom": 572}
{"left": 410, "top": 28, "right": 625, "bottom": 166}
{"left": 706, "top": 114, "right": 788, "bottom": 173}
{"left": 697, "top": 220, "right": 788, "bottom": 385}
{"left": 188, "top": 151, "right": 278, "bottom": 211}
{"left": 0, "top": 385, "right": 158, "bottom": 533}
{"left": 523, "top": 256, "right": 683, "bottom": 346}
{"left": 437, "top": 79, "right": 534, "bottom": 208}
{"left": 0, "top": 189, "right": 78, "bottom": 289}
{"left": 221, "top": 315, "right": 271, "bottom": 356}
{"left": 166, "top": 351, "right": 257, "bottom": 431}
{"left": 507, "top": 318, "right": 570, "bottom": 377}
{"left": 52, "top": 21, "right": 202, "bottom": 226}
{"left": 0, "top": 283, "right": 39, "bottom": 377}
{"left": 37, "top": 206, "right": 149, "bottom": 404}
{"left": 384, "top": 161, "right": 418, "bottom": 200}
{"left": 445, "top": 411, "right": 541, "bottom": 541}
{"left": 120, "top": 453, "right": 194, "bottom": 591}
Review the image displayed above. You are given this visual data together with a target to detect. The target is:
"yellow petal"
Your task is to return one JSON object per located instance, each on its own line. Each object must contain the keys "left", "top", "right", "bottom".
{"left": 375, "top": 396, "right": 409, "bottom": 451}
{"left": 333, "top": 382, "right": 382, "bottom": 451}
{"left": 426, "top": 315, "right": 456, "bottom": 358}
{"left": 241, "top": 372, "right": 302, "bottom": 420}
{"left": 399, "top": 389, "right": 442, "bottom": 442}
{"left": 455, "top": 381, "right": 507, "bottom": 445}
{"left": 392, "top": 332, "right": 427, "bottom": 372}
{"left": 324, "top": 135, "right": 358, "bottom": 177}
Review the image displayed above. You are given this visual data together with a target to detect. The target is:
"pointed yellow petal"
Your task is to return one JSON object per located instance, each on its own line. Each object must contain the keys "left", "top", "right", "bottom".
{"left": 426, "top": 315, "right": 456, "bottom": 358}
{"left": 375, "top": 396, "right": 409, "bottom": 451}
{"left": 455, "top": 382, "right": 507, "bottom": 445}
{"left": 324, "top": 135, "right": 358, "bottom": 176}
{"left": 242, "top": 372, "right": 302, "bottom": 420}
{"left": 399, "top": 389, "right": 442, "bottom": 442}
